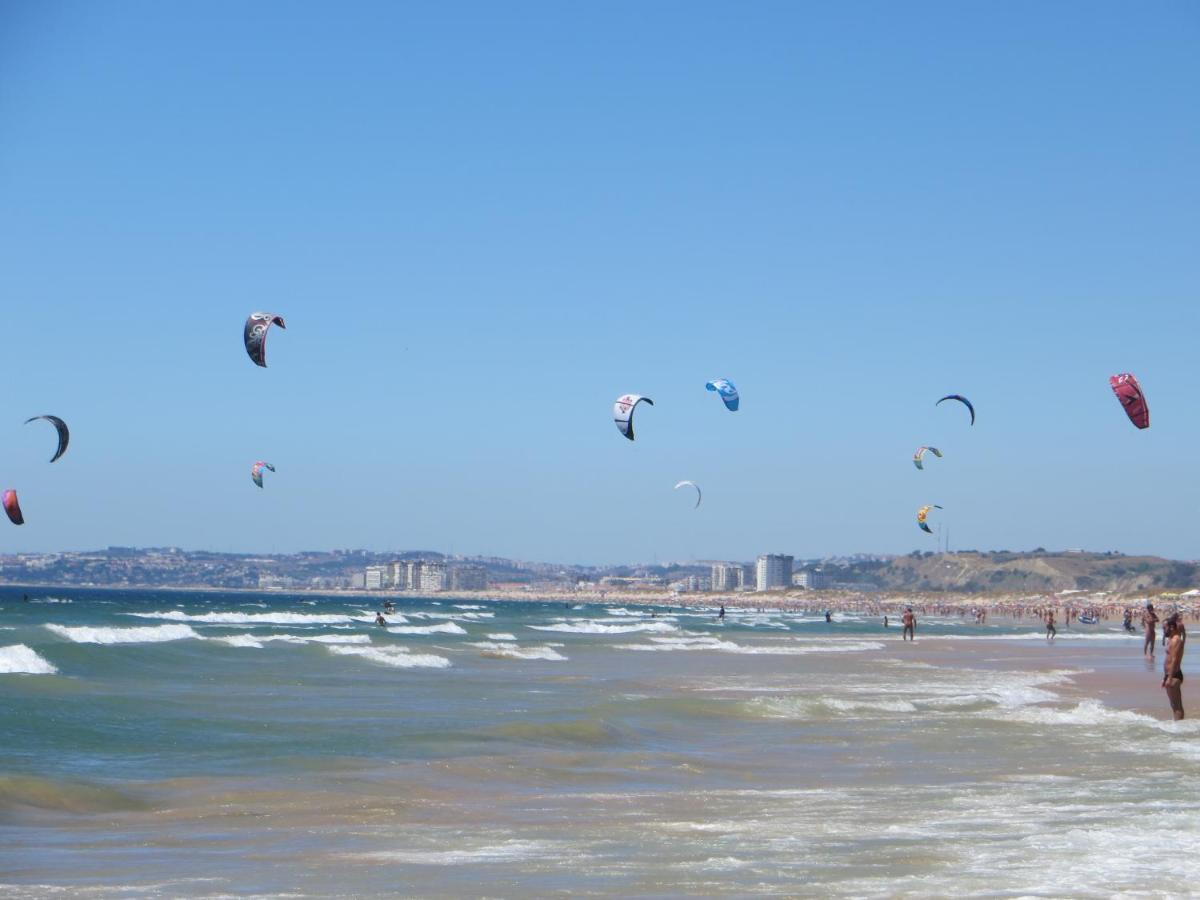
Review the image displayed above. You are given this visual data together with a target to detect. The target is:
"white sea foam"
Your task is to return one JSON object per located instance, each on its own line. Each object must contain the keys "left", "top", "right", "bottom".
{"left": 823, "top": 698, "right": 917, "bottom": 713}
{"left": 213, "top": 634, "right": 264, "bottom": 649}
{"left": 128, "top": 610, "right": 356, "bottom": 626}
{"left": 468, "top": 641, "right": 567, "bottom": 661}
{"left": 453, "top": 604, "right": 484, "bottom": 610}
{"left": 325, "top": 644, "right": 451, "bottom": 669}
{"left": 387, "top": 622, "right": 467, "bottom": 635}
{"left": 529, "top": 620, "right": 678, "bottom": 635}
{"left": 946, "top": 631, "right": 1138, "bottom": 642}
{"left": 29, "top": 597, "right": 72, "bottom": 604}
{"left": 45, "top": 623, "right": 201, "bottom": 644}
{"left": 0, "top": 644, "right": 57, "bottom": 674}
{"left": 262, "top": 633, "right": 372, "bottom": 645}
{"left": 346, "top": 840, "right": 550, "bottom": 864}
{"left": 486, "top": 633, "right": 517, "bottom": 641}
{"left": 615, "top": 636, "right": 885, "bottom": 655}
{"left": 999, "top": 698, "right": 1200, "bottom": 733}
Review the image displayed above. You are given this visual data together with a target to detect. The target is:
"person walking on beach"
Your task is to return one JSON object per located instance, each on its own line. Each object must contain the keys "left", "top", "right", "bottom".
{"left": 1045, "top": 610, "right": 1057, "bottom": 641}
{"left": 902, "top": 607, "right": 915, "bottom": 641}
{"left": 1162, "top": 613, "right": 1186, "bottom": 720}
{"left": 1143, "top": 603, "right": 1159, "bottom": 657}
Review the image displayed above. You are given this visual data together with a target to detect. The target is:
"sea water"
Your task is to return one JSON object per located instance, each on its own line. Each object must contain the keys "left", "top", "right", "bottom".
{"left": 1, "top": 588, "right": 1196, "bottom": 896}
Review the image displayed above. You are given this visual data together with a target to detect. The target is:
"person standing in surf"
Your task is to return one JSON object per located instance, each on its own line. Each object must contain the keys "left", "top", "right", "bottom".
{"left": 901, "top": 607, "right": 914, "bottom": 642}
{"left": 1045, "top": 610, "right": 1056, "bottom": 641}
{"left": 1163, "top": 613, "right": 1186, "bottom": 720}
{"left": 1143, "top": 603, "right": 1159, "bottom": 658}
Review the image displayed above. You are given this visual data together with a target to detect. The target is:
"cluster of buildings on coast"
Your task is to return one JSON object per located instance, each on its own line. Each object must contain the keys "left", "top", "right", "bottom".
{"left": 352, "top": 554, "right": 852, "bottom": 595}
{"left": 669, "top": 555, "right": 853, "bottom": 594}
{"left": 356, "top": 560, "right": 488, "bottom": 593}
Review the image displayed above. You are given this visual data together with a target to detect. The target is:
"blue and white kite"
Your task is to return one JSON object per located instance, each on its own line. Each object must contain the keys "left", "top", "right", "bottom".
{"left": 705, "top": 378, "right": 739, "bottom": 412}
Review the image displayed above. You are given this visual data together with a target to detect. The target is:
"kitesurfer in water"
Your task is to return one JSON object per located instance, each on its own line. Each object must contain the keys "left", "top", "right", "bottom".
{"left": 1163, "top": 613, "right": 1186, "bottom": 720}
{"left": 718, "top": 604, "right": 725, "bottom": 620}
{"left": 375, "top": 612, "right": 387, "bottom": 628}
{"left": 1143, "top": 603, "right": 1159, "bottom": 658}
{"left": 902, "top": 607, "right": 915, "bottom": 641}
{"left": 883, "top": 615, "right": 889, "bottom": 628}
{"left": 825, "top": 610, "right": 832, "bottom": 623}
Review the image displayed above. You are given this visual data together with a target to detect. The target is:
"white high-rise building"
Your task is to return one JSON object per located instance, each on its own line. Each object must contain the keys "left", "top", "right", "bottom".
{"left": 755, "top": 554, "right": 793, "bottom": 592}
{"left": 364, "top": 565, "right": 387, "bottom": 590}
{"left": 711, "top": 563, "right": 742, "bottom": 591}
{"left": 419, "top": 561, "right": 447, "bottom": 592}
{"left": 388, "top": 561, "right": 408, "bottom": 590}
{"left": 793, "top": 569, "right": 832, "bottom": 590}
{"left": 404, "top": 561, "right": 423, "bottom": 590}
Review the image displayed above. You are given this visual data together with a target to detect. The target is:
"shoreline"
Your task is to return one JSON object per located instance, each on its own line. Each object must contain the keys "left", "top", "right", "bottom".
{"left": 4, "top": 580, "right": 1197, "bottom": 621}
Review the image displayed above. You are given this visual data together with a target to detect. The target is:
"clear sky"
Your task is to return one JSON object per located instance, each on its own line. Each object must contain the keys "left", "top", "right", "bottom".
{"left": 1, "top": 1, "right": 1197, "bottom": 563}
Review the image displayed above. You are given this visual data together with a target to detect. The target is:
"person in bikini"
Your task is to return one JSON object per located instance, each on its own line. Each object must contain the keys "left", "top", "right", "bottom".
{"left": 1163, "top": 613, "right": 1186, "bottom": 720}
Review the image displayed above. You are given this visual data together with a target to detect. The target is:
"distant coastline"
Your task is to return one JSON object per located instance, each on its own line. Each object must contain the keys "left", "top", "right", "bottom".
{"left": 5, "top": 580, "right": 1197, "bottom": 616}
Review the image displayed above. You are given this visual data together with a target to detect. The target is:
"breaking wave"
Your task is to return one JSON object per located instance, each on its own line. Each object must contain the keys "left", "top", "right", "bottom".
{"left": 0, "top": 644, "right": 57, "bottom": 674}
{"left": 45, "top": 623, "right": 201, "bottom": 644}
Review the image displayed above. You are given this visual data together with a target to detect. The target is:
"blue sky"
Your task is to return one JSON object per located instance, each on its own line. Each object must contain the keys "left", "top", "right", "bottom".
{"left": 1, "top": 1, "right": 1197, "bottom": 563}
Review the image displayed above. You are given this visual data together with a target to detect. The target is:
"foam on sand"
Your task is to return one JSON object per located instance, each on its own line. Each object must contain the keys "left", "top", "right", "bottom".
{"left": 529, "top": 620, "right": 678, "bottom": 635}
{"left": 387, "top": 622, "right": 467, "bottom": 636}
{"left": 998, "top": 698, "right": 1200, "bottom": 734}
{"left": 325, "top": 644, "right": 451, "bottom": 669}
{"left": 0, "top": 644, "right": 57, "bottom": 674}
{"left": 45, "top": 623, "right": 201, "bottom": 644}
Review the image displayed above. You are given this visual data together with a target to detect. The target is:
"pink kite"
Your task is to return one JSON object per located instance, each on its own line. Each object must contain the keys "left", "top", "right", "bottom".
{"left": 1109, "top": 373, "right": 1149, "bottom": 429}
{"left": 3, "top": 489, "right": 24, "bottom": 525}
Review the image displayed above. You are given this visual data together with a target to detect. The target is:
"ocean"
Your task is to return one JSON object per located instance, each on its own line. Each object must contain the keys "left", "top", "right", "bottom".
{"left": 1, "top": 588, "right": 1196, "bottom": 897}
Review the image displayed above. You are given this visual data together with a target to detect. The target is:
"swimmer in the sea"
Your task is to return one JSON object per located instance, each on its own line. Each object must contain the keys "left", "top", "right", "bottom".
{"left": 1143, "top": 603, "right": 1159, "bottom": 658}
{"left": 1163, "top": 613, "right": 1186, "bottom": 720}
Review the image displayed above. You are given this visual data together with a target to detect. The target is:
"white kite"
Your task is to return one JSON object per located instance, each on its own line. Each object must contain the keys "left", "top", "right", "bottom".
{"left": 613, "top": 394, "right": 654, "bottom": 441}
{"left": 674, "top": 480, "right": 701, "bottom": 508}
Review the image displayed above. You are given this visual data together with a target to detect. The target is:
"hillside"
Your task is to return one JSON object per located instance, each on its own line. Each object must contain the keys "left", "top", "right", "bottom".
{"left": 840, "top": 551, "right": 1200, "bottom": 594}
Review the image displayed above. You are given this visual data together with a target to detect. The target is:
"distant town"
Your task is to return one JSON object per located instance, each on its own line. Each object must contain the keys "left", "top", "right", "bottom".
{"left": 0, "top": 547, "right": 855, "bottom": 594}
{"left": 1, "top": 546, "right": 1196, "bottom": 595}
